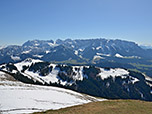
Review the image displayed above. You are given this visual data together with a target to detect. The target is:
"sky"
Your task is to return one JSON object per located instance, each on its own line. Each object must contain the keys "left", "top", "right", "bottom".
{"left": 0, "top": 0, "right": 152, "bottom": 46}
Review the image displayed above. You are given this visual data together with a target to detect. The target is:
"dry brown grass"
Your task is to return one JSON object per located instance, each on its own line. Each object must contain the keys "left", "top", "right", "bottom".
{"left": 34, "top": 100, "right": 152, "bottom": 114}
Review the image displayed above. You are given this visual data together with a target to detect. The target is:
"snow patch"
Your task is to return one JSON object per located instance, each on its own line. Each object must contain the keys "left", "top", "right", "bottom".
{"left": 72, "top": 66, "right": 88, "bottom": 81}
{"left": 35, "top": 43, "right": 39, "bottom": 46}
{"left": 75, "top": 50, "right": 78, "bottom": 55}
{"left": 131, "top": 77, "right": 139, "bottom": 84}
{"left": 33, "top": 55, "right": 43, "bottom": 58}
{"left": 92, "top": 47, "right": 95, "bottom": 50}
{"left": 0, "top": 80, "right": 105, "bottom": 114}
{"left": 22, "top": 50, "right": 31, "bottom": 54}
{"left": 98, "top": 68, "right": 129, "bottom": 80}
{"left": 11, "top": 56, "right": 21, "bottom": 61}
{"left": 98, "top": 68, "right": 139, "bottom": 84}
{"left": 115, "top": 53, "right": 141, "bottom": 59}
{"left": 115, "top": 53, "right": 124, "bottom": 58}
{"left": 79, "top": 49, "right": 84, "bottom": 52}
{"left": 71, "top": 45, "right": 75, "bottom": 48}
{"left": 96, "top": 46, "right": 102, "bottom": 50}
{"left": 96, "top": 53, "right": 111, "bottom": 57}
{"left": 45, "top": 50, "right": 50, "bottom": 54}
{"left": 93, "top": 55, "right": 104, "bottom": 60}
{"left": 48, "top": 43, "right": 58, "bottom": 47}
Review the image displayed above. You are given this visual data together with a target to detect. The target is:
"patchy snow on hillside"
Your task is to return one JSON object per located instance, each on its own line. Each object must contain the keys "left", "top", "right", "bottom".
{"left": 0, "top": 71, "right": 105, "bottom": 114}
{"left": 1, "top": 58, "right": 140, "bottom": 86}
{"left": 5, "top": 59, "right": 89, "bottom": 86}
{"left": 98, "top": 68, "right": 129, "bottom": 80}
{"left": 79, "top": 49, "right": 84, "bottom": 52}
{"left": 24, "top": 66, "right": 60, "bottom": 85}
{"left": 74, "top": 50, "right": 78, "bottom": 55}
{"left": 115, "top": 53, "right": 124, "bottom": 58}
{"left": 96, "top": 53, "right": 111, "bottom": 57}
{"left": 115, "top": 53, "right": 141, "bottom": 59}
{"left": 22, "top": 50, "right": 31, "bottom": 54}
{"left": 93, "top": 55, "right": 104, "bottom": 60}
{"left": 72, "top": 66, "right": 88, "bottom": 81}
{"left": 11, "top": 55, "right": 21, "bottom": 61}
{"left": 45, "top": 50, "right": 50, "bottom": 54}
{"left": 23, "top": 65, "right": 89, "bottom": 86}
{"left": 14, "top": 58, "right": 43, "bottom": 71}
{"left": 131, "top": 77, "right": 139, "bottom": 84}
{"left": 96, "top": 46, "right": 102, "bottom": 50}
{"left": 48, "top": 43, "right": 58, "bottom": 47}
{"left": 33, "top": 54, "right": 44, "bottom": 58}
{"left": 98, "top": 68, "right": 139, "bottom": 84}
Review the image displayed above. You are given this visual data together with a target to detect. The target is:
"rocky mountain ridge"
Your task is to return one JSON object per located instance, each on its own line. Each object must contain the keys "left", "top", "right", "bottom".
{"left": 0, "top": 38, "right": 152, "bottom": 64}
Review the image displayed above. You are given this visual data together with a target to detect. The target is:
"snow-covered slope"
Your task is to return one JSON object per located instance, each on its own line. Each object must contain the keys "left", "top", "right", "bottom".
{"left": 1, "top": 58, "right": 139, "bottom": 86}
{"left": 0, "top": 71, "right": 104, "bottom": 114}
{"left": 1, "top": 59, "right": 152, "bottom": 101}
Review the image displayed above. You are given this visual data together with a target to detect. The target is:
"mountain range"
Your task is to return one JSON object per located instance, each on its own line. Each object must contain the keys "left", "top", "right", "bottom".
{"left": 1, "top": 38, "right": 152, "bottom": 77}
{"left": 1, "top": 38, "right": 152, "bottom": 63}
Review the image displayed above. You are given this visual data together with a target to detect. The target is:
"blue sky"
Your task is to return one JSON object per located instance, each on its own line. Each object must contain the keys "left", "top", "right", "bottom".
{"left": 0, "top": 0, "right": 152, "bottom": 46}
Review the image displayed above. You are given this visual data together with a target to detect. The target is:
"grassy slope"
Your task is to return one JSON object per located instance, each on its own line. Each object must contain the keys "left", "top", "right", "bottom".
{"left": 34, "top": 100, "right": 152, "bottom": 114}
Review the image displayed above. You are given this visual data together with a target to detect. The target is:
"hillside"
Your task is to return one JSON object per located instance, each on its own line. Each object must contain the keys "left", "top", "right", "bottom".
{"left": 1, "top": 58, "right": 152, "bottom": 101}
{"left": 34, "top": 100, "right": 152, "bottom": 114}
{"left": 0, "top": 71, "right": 104, "bottom": 114}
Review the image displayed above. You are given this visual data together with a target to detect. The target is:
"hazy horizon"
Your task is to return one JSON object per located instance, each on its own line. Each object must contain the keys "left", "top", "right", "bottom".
{"left": 1, "top": 37, "right": 151, "bottom": 47}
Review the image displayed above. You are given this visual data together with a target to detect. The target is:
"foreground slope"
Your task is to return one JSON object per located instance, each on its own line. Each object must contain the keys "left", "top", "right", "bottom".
{"left": 0, "top": 71, "right": 104, "bottom": 114}
{"left": 34, "top": 100, "right": 152, "bottom": 114}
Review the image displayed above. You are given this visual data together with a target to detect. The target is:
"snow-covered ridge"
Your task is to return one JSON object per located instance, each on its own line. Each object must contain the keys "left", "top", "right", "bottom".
{"left": 15, "top": 58, "right": 43, "bottom": 71}
{"left": 1, "top": 58, "right": 89, "bottom": 86}
{"left": 115, "top": 53, "right": 141, "bottom": 59}
{"left": 0, "top": 58, "right": 140, "bottom": 86}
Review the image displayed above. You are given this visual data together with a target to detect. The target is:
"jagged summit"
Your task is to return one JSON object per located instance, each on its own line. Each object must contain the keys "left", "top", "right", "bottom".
{"left": 0, "top": 38, "right": 152, "bottom": 71}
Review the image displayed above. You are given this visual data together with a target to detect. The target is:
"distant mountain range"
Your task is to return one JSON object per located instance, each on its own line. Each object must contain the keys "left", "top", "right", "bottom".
{"left": 0, "top": 38, "right": 152, "bottom": 64}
